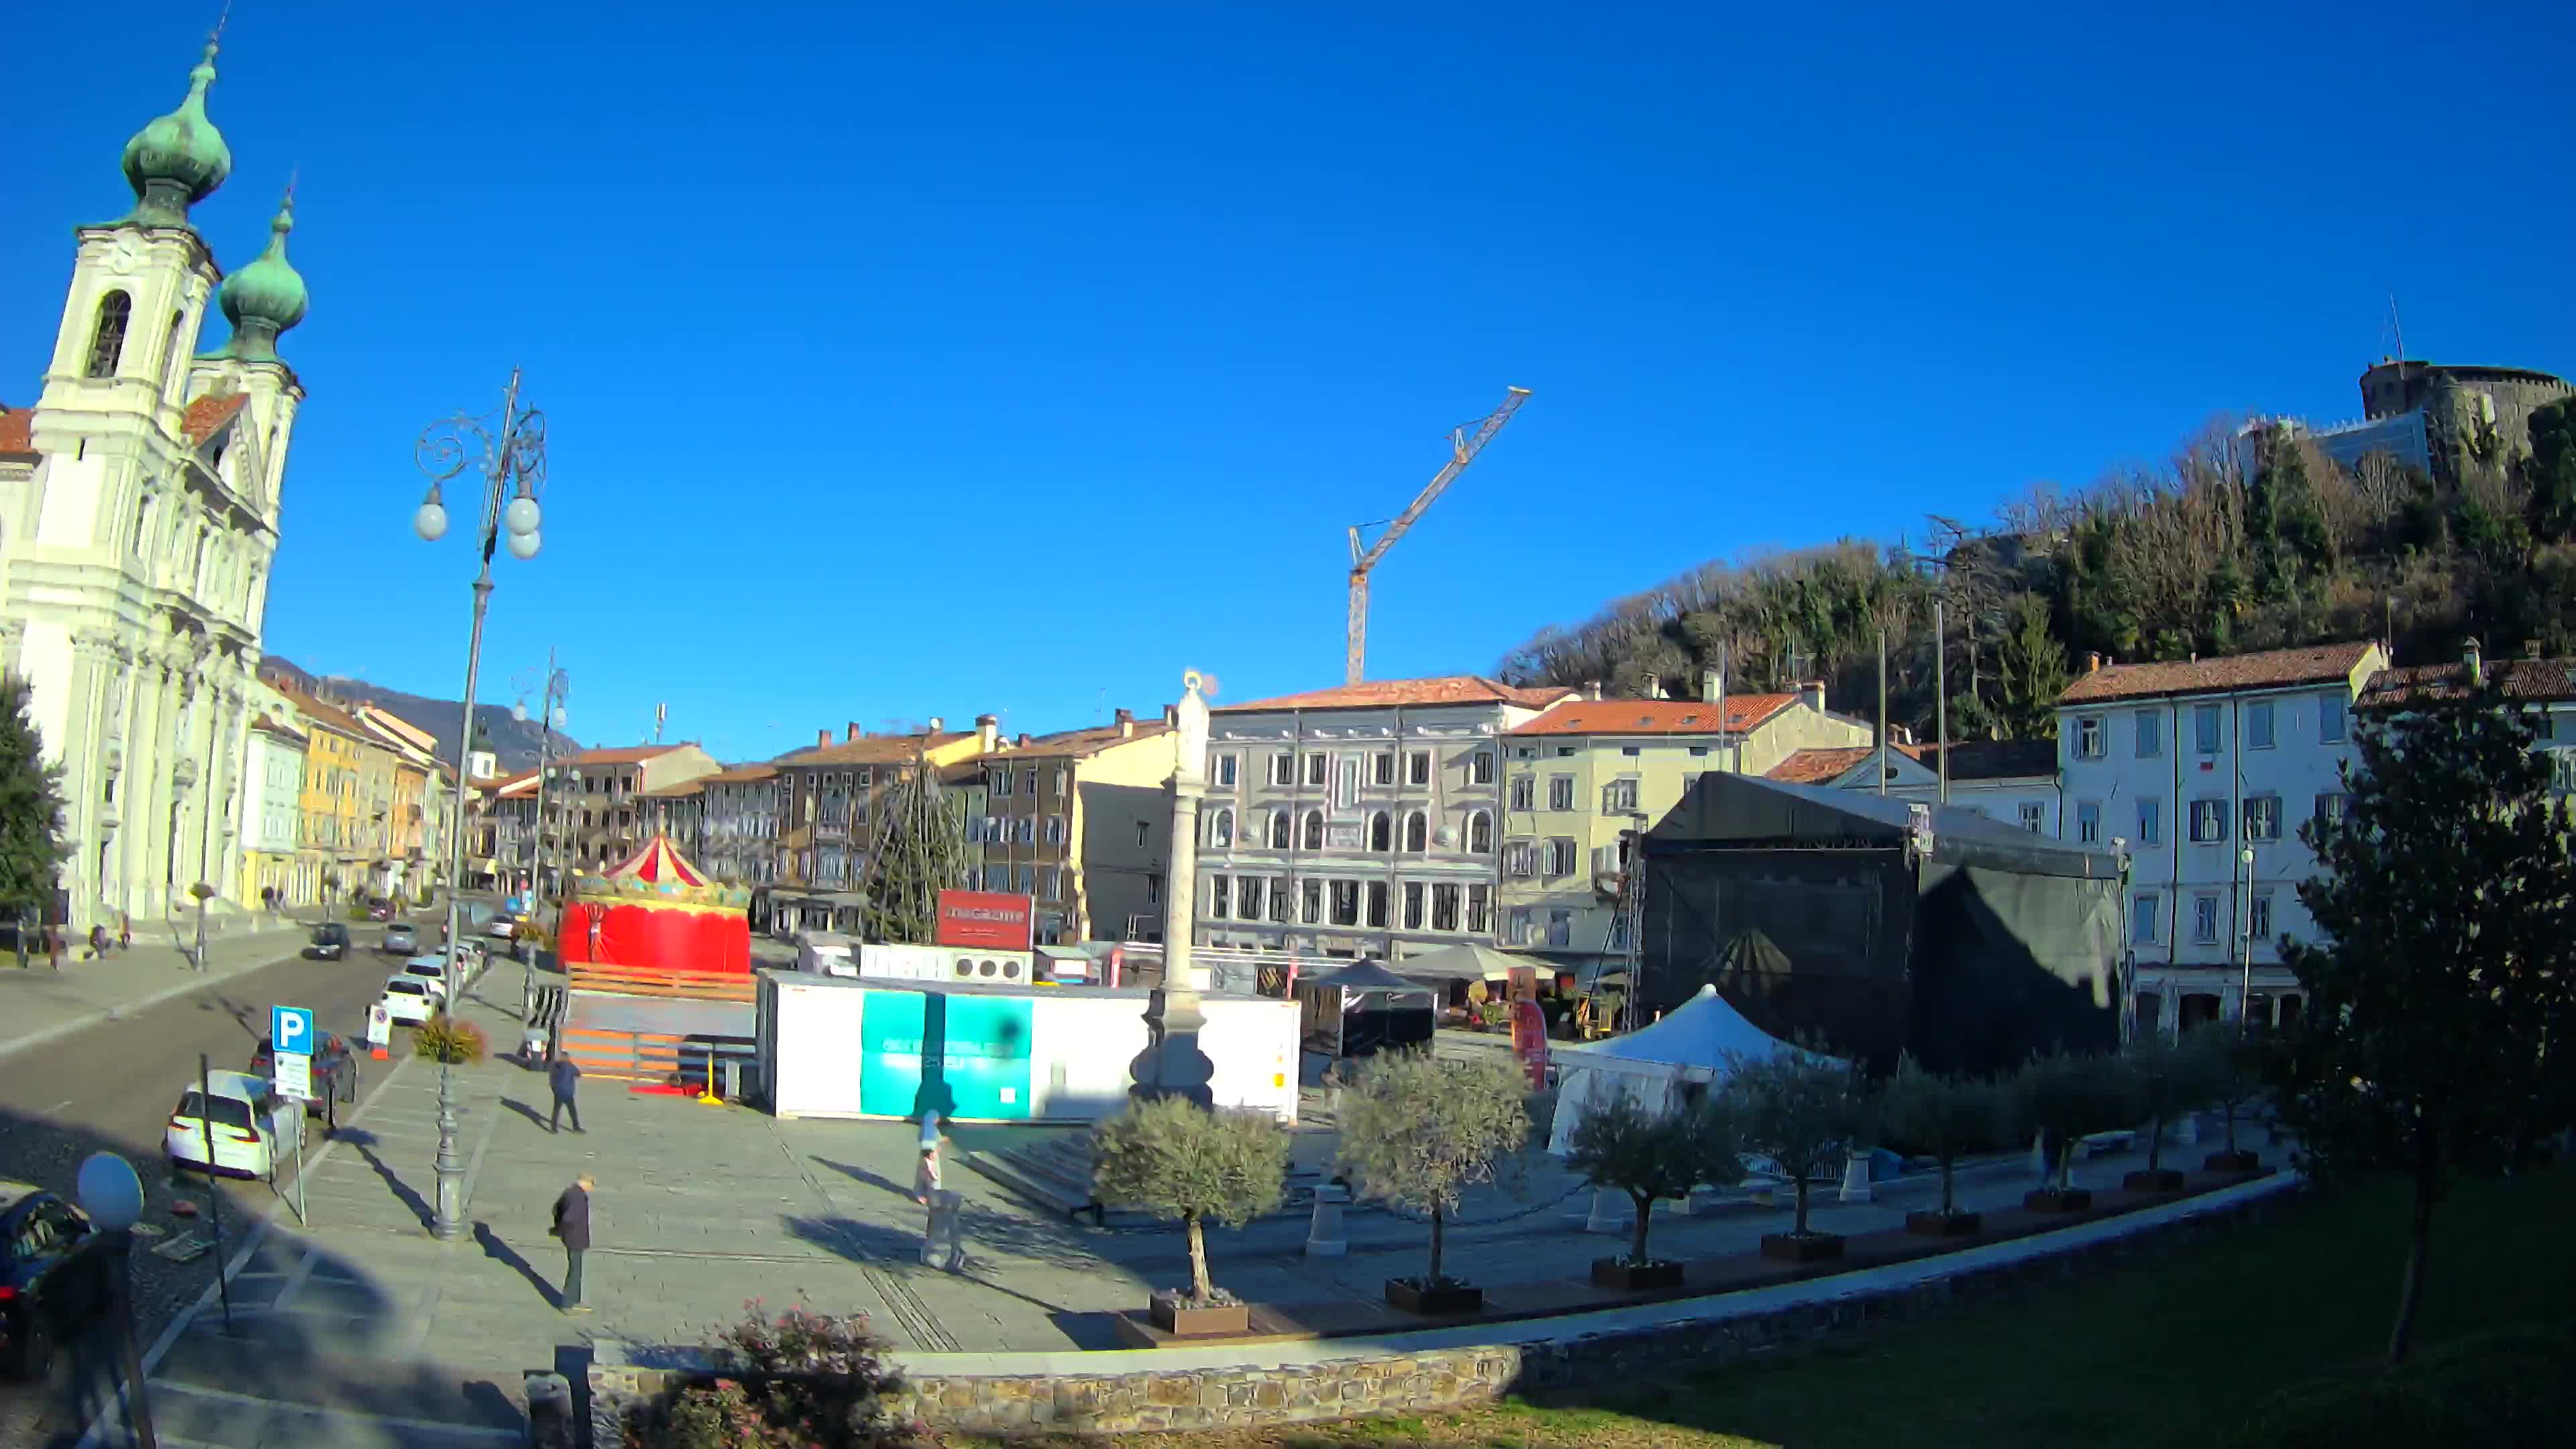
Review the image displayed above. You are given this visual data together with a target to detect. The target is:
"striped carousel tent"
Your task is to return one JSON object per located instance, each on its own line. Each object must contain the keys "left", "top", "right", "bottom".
{"left": 559, "top": 835, "right": 751, "bottom": 975}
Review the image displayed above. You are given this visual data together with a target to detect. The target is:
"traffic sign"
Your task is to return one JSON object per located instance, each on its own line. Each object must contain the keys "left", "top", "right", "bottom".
{"left": 272, "top": 1053, "right": 313, "bottom": 1101}
{"left": 272, "top": 1005, "right": 316, "bottom": 1057}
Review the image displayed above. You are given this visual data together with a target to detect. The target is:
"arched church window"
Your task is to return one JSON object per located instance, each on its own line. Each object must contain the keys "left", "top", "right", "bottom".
{"left": 85, "top": 290, "right": 132, "bottom": 378}
{"left": 160, "top": 310, "right": 186, "bottom": 392}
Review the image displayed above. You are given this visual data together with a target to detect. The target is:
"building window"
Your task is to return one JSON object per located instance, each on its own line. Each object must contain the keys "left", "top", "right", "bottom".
{"left": 1556, "top": 746, "right": 1576, "bottom": 757}
{"left": 1330, "top": 879, "right": 1360, "bottom": 926}
{"left": 1509, "top": 775, "right": 1534, "bottom": 811}
{"left": 85, "top": 290, "right": 131, "bottom": 378}
{"left": 1431, "top": 883, "right": 1460, "bottom": 931}
{"left": 1368, "top": 810, "right": 1392, "bottom": 851}
{"left": 1372, "top": 751, "right": 1396, "bottom": 786}
{"left": 1269, "top": 877, "right": 1293, "bottom": 922}
{"left": 2193, "top": 894, "right": 2220, "bottom": 945}
{"left": 1403, "top": 810, "right": 1428, "bottom": 852}
{"left": 2249, "top": 891, "right": 2273, "bottom": 941}
{"left": 1546, "top": 907, "right": 1571, "bottom": 947}
{"left": 990, "top": 768, "right": 1013, "bottom": 798}
{"left": 1502, "top": 839, "right": 1534, "bottom": 877}
{"left": 2135, "top": 710, "right": 2162, "bottom": 758}
{"left": 1402, "top": 881, "right": 1425, "bottom": 930}
{"left": 1548, "top": 775, "right": 1575, "bottom": 811}
{"left": 1506, "top": 907, "right": 1533, "bottom": 947}
{"left": 1211, "top": 753, "right": 1238, "bottom": 788}
{"left": 1468, "top": 751, "right": 1495, "bottom": 786}
{"left": 2312, "top": 792, "right": 2349, "bottom": 833}
{"left": 2019, "top": 800, "right": 2046, "bottom": 833}
{"left": 1548, "top": 837, "right": 1580, "bottom": 877}
{"left": 2075, "top": 716, "right": 2104, "bottom": 759}
{"left": 1407, "top": 750, "right": 1432, "bottom": 787}
{"left": 1208, "top": 808, "right": 1234, "bottom": 849}
{"left": 1147, "top": 875, "right": 1161, "bottom": 906}
{"left": 1301, "top": 879, "right": 1324, "bottom": 924}
{"left": 1268, "top": 810, "right": 1291, "bottom": 849}
{"left": 2076, "top": 800, "right": 2101, "bottom": 844}
{"left": 1336, "top": 755, "right": 1360, "bottom": 808}
{"left": 2245, "top": 701, "right": 2276, "bottom": 750}
{"left": 2243, "top": 795, "right": 2282, "bottom": 842}
{"left": 1366, "top": 880, "right": 1389, "bottom": 928}
{"left": 1239, "top": 877, "right": 1265, "bottom": 921}
{"left": 1602, "top": 778, "right": 1639, "bottom": 814}
{"left": 1134, "top": 820, "right": 1149, "bottom": 847}
{"left": 1022, "top": 768, "right": 1038, "bottom": 796}
{"left": 2189, "top": 798, "right": 2229, "bottom": 843}
{"left": 2133, "top": 894, "right": 2159, "bottom": 944}
{"left": 2320, "top": 694, "right": 2347, "bottom": 744}
{"left": 1017, "top": 816, "right": 1036, "bottom": 844}
{"left": 2137, "top": 798, "right": 2161, "bottom": 846}
{"left": 2194, "top": 704, "right": 2222, "bottom": 755}
{"left": 1305, "top": 753, "right": 1328, "bottom": 788}
{"left": 1014, "top": 865, "right": 1036, "bottom": 894}
{"left": 1466, "top": 810, "right": 1493, "bottom": 853}
{"left": 1270, "top": 752, "right": 1296, "bottom": 786}
{"left": 1044, "top": 814, "right": 1066, "bottom": 845}
{"left": 1301, "top": 809, "right": 1324, "bottom": 851}
{"left": 1466, "top": 883, "right": 1490, "bottom": 934}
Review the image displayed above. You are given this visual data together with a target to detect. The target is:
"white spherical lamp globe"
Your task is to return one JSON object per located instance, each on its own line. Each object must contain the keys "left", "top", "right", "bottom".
{"left": 503, "top": 495, "right": 541, "bottom": 537}
{"left": 504, "top": 529, "right": 541, "bottom": 561}
{"left": 414, "top": 500, "right": 449, "bottom": 541}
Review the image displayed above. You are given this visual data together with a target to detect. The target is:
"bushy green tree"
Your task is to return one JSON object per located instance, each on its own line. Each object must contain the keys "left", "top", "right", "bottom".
{"left": 2524, "top": 395, "right": 2576, "bottom": 543}
{"left": 1727, "top": 1051, "right": 1869, "bottom": 1237}
{"left": 1876, "top": 1055, "right": 2001, "bottom": 1217}
{"left": 0, "top": 674, "right": 70, "bottom": 927}
{"left": 1566, "top": 1092, "right": 1744, "bottom": 1265}
{"left": 1091, "top": 1096, "right": 1290, "bottom": 1305}
{"left": 1335, "top": 1049, "right": 1532, "bottom": 1287}
{"left": 2275, "top": 681, "right": 2576, "bottom": 1364}
{"left": 2011, "top": 1050, "right": 2141, "bottom": 1191}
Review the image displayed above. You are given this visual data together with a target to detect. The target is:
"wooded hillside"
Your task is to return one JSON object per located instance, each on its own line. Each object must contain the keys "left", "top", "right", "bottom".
{"left": 1496, "top": 397, "right": 2576, "bottom": 743}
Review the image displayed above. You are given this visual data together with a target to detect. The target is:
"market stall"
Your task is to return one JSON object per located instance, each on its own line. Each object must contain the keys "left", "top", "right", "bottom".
{"left": 1296, "top": 959, "right": 1437, "bottom": 1061}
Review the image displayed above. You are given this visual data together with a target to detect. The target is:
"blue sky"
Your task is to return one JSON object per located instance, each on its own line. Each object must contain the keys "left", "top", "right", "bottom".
{"left": 7, "top": 3, "right": 2569, "bottom": 763}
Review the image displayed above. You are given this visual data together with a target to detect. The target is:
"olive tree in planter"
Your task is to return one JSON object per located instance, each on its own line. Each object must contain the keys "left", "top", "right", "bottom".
{"left": 1089, "top": 1095, "right": 1291, "bottom": 1337}
{"left": 2124, "top": 1030, "right": 2222, "bottom": 1191}
{"left": 1729, "top": 1050, "right": 1869, "bottom": 1263}
{"left": 1336, "top": 1048, "right": 1533, "bottom": 1315}
{"left": 2012, "top": 1049, "right": 2141, "bottom": 1212}
{"left": 1878, "top": 1055, "right": 2002, "bottom": 1236}
{"left": 1566, "top": 1091, "right": 1744, "bottom": 1289}
{"left": 2201, "top": 1030, "right": 2267, "bottom": 1173}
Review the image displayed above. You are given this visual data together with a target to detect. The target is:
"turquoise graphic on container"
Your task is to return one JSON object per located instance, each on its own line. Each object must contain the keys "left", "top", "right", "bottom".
{"left": 858, "top": 989, "right": 1035, "bottom": 1120}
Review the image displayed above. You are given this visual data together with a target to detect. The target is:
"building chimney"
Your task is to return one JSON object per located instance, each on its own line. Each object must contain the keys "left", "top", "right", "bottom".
{"left": 1583, "top": 680, "right": 1604, "bottom": 702}
{"left": 1642, "top": 673, "right": 1662, "bottom": 700}
{"left": 2086, "top": 651, "right": 2102, "bottom": 674}
{"left": 847, "top": 722, "right": 865, "bottom": 743}
{"left": 1799, "top": 680, "right": 1826, "bottom": 715}
{"left": 816, "top": 729, "right": 832, "bottom": 749}
{"left": 975, "top": 713, "right": 999, "bottom": 752}
{"left": 1701, "top": 669, "right": 1722, "bottom": 704}
{"left": 1114, "top": 706, "right": 1134, "bottom": 738}
{"left": 2525, "top": 639, "right": 2542, "bottom": 661}
{"left": 926, "top": 716, "right": 944, "bottom": 734}
{"left": 1162, "top": 704, "right": 1178, "bottom": 727}
{"left": 1016, "top": 733, "right": 1031, "bottom": 747}
{"left": 2463, "top": 637, "right": 2484, "bottom": 687}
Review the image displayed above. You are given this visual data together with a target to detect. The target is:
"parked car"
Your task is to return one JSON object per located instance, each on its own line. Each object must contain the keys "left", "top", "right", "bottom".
{"left": 486, "top": 915, "right": 517, "bottom": 941}
{"left": 305, "top": 922, "right": 350, "bottom": 960}
{"left": 382, "top": 922, "right": 417, "bottom": 955}
{"left": 0, "top": 1182, "right": 111, "bottom": 1381}
{"left": 164, "top": 1070, "right": 294, "bottom": 1181}
{"left": 378, "top": 977, "right": 438, "bottom": 1026}
{"left": 396, "top": 957, "right": 453, "bottom": 1002}
{"left": 366, "top": 900, "right": 394, "bottom": 922}
{"left": 248, "top": 1031, "right": 360, "bottom": 1124}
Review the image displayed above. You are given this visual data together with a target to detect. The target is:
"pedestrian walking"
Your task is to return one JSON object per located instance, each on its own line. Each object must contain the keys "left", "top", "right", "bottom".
{"left": 549, "top": 1055, "right": 584, "bottom": 1134}
{"left": 47, "top": 926, "right": 63, "bottom": 972}
{"left": 913, "top": 1141, "right": 943, "bottom": 1205}
{"left": 548, "top": 1173, "right": 594, "bottom": 1313}
{"left": 85, "top": 924, "right": 107, "bottom": 959}
{"left": 119, "top": 913, "right": 131, "bottom": 952}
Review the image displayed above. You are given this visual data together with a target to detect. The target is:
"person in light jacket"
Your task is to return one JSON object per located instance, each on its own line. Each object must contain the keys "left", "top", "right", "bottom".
{"left": 549, "top": 1174, "right": 594, "bottom": 1312}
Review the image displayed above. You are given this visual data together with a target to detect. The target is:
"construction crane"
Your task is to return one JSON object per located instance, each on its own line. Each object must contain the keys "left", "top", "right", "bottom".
{"left": 1344, "top": 386, "right": 1532, "bottom": 686}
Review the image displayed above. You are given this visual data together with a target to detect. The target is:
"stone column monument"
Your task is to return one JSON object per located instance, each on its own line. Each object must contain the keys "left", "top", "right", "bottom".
{"left": 1130, "top": 669, "right": 1215, "bottom": 1107}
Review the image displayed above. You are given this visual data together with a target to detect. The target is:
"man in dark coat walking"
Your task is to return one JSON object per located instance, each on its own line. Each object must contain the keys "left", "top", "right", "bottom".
{"left": 549, "top": 1173, "right": 594, "bottom": 1312}
{"left": 549, "top": 1055, "right": 583, "bottom": 1134}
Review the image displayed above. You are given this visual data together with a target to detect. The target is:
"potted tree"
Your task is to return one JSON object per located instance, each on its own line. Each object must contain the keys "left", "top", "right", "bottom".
{"left": 1878, "top": 1055, "right": 2000, "bottom": 1236}
{"left": 2202, "top": 1030, "right": 2265, "bottom": 1173}
{"left": 1091, "top": 1095, "right": 1291, "bottom": 1336}
{"left": 1566, "top": 1091, "right": 1743, "bottom": 1289}
{"left": 2014, "top": 1049, "right": 2140, "bottom": 1212}
{"left": 1337, "top": 1049, "right": 1533, "bottom": 1315}
{"left": 2123, "top": 1030, "right": 2218, "bottom": 1191}
{"left": 1729, "top": 1051, "right": 1869, "bottom": 1263}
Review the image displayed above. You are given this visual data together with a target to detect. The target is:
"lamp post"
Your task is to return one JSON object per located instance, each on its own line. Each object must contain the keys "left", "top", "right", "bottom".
{"left": 2237, "top": 844, "right": 2257, "bottom": 1035}
{"left": 415, "top": 368, "right": 547, "bottom": 1242}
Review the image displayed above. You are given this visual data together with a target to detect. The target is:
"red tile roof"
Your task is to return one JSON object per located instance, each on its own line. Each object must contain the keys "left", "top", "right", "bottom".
{"left": 1768, "top": 745, "right": 1917, "bottom": 786}
{"left": 250, "top": 714, "right": 306, "bottom": 745}
{"left": 2059, "top": 641, "right": 2380, "bottom": 705}
{"left": 1509, "top": 694, "right": 1796, "bottom": 737}
{"left": 2361, "top": 656, "right": 2576, "bottom": 708}
{"left": 0, "top": 406, "right": 33, "bottom": 456}
{"left": 570, "top": 745, "right": 690, "bottom": 767}
{"left": 182, "top": 392, "right": 249, "bottom": 445}
{"left": 775, "top": 733, "right": 971, "bottom": 767}
{"left": 702, "top": 763, "right": 780, "bottom": 784}
{"left": 639, "top": 779, "right": 707, "bottom": 798}
{"left": 1216, "top": 676, "right": 1575, "bottom": 712}
{"left": 270, "top": 684, "right": 370, "bottom": 741}
{"left": 995, "top": 720, "right": 1175, "bottom": 760}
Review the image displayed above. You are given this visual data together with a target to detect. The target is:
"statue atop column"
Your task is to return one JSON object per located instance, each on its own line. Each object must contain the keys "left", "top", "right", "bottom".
{"left": 1130, "top": 668, "right": 1216, "bottom": 1108}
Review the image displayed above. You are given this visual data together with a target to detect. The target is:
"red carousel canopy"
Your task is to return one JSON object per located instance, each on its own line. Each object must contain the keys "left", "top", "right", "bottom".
{"left": 594, "top": 834, "right": 708, "bottom": 891}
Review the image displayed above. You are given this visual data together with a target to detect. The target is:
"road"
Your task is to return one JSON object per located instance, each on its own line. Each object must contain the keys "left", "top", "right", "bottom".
{"left": 0, "top": 937, "right": 437, "bottom": 1446}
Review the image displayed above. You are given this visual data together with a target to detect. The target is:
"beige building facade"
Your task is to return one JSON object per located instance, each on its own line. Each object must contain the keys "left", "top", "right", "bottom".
{"left": 973, "top": 709, "right": 1176, "bottom": 945}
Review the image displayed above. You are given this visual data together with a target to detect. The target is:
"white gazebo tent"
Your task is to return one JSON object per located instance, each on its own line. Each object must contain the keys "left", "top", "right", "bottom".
{"left": 1544, "top": 983, "right": 1843, "bottom": 1155}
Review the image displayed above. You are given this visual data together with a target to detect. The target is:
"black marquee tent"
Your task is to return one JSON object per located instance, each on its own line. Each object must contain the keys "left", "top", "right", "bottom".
{"left": 1639, "top": 771, "right": 2126, "bottom": 1077}
{"left": 1297, "top": 959, "right": 1438, "bottom": 1060}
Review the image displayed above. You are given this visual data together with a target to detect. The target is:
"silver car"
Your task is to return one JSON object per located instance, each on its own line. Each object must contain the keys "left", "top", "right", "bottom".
{"left": 382, "top": 922, "right": 418, "bottom": 955}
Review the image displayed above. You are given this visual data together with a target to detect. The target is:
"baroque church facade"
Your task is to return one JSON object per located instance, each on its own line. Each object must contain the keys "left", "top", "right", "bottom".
{"left": 0, "top": 35, "right": 309, "bottom": 927}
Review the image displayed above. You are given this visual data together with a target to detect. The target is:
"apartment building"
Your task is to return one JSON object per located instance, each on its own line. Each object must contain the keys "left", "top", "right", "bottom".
{"left": 564, "top": 744, "right": 722, "bottom": 872}
{"left": 1193, "top": 676, "right": 1574, "bottom": 961}
{"left": 697, "top": 763, "right": 782, "bottom": 886}
{"left": 273, "top": 686, "right": 395, "bottom": 897}
{"left": 768, "top": 720, "right": 991, "bottom": 934}
{"left": 239, "top": 714, "right": 308, "bottom": 908}
{"left": 941, "top": 758, "right": 987, "bottom": 894}
{"left": 2055, "top": 640, "right": 2388, "bottom": 1035}
{"left": 1769, "top": 738, "right": 2063, "bottom": 836}
{"left": 468, "top": 769, "right": 543, "bottom": 893}
{"left": 2360, "top": 638, "right": 2576, "bottom": 789}
{"left": 972, "top": 708, "right": 1175, "bottom": 945}
{"left": 1497, "top": 680, "right": 1874, "bottom": 970}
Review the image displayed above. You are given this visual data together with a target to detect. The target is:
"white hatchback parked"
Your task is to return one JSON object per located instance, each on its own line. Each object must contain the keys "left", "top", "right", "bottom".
{"left": 164, "top": 1069, "right": 297, "bottom": 1181}
{"left": 379, "top": 976, "right": 439, "bottom": 1026}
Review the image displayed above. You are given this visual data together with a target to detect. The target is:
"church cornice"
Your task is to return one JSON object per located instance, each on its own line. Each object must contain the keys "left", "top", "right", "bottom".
{"left": 74, "top": 221, "right": 222, "bottom": 279}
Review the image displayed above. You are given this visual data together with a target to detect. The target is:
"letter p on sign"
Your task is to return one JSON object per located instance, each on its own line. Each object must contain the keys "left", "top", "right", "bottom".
{"left": 273, "top": 1005, "right": 315, "bottom": 1057}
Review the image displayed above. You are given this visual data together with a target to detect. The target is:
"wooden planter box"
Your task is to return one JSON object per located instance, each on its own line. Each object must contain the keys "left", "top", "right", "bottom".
{"left": 2023, "top": 1187, "right": 2093, "bottom": 1213}
{"left": 1905, "top": 1210, "right": 1982, "bottom": 1236}
{"left": 1760, "top": 1232, "right": 1845, "bottom": 1263}
{"left": 2204, "top": 1150, "right": 2260, "bottom": 1173}
{"left": 1590, "top": 1258, "right": 1685, "bottom": 1291}
{"left": 1384, "top": 1279, "right": 1483, "bottom": 1315}
{"left": 2124, "top": 1168, "right": 2187, "bottom": 1192}
{"left": 1148, "top": 1293, "right": 1248, "bottom": 1338}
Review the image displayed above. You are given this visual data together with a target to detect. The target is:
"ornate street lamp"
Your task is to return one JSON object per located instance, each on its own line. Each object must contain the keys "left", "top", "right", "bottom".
{"left": 415, "top": 368, "right": 546, "bottom": 1242}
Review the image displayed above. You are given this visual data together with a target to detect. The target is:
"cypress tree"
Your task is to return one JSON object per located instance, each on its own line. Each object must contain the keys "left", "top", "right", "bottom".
{"left": 0, "top": 674, "right": 72, "bottom": 932}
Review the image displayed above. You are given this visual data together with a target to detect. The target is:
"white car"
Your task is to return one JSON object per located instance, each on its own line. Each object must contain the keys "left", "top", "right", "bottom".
{"left": 379, "top": 977, "right": 439, "bottom": 1025}
{"left": 165, "top": 1070, "right": 295, "bottom": 1181}
{"left": 486, "top": 916, "right": 517, "bottom": 941}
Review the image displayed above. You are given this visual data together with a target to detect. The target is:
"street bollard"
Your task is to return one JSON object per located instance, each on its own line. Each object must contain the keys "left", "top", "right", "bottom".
{"left": 1837, "top": 1149, "right": 1874, "bottom": 1203}
{"left": 1303, "top": 1183, "right": 1349, "bottom": 1258}
{"left": 1583, "top": 1187, "right": 1628, "bottom": 1234}
{"left": 524, "top": 1371, "right": 573, "bottom": 1449}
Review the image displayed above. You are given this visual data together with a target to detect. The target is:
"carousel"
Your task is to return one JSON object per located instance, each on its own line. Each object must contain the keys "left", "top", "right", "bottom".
{"left": 557, "top": 835, "right": 753, "bottom": 975}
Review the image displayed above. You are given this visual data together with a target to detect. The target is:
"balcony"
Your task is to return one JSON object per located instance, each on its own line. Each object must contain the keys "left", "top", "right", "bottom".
{"left": 2549, "top": 747, "right": 2576, "bottom": 796}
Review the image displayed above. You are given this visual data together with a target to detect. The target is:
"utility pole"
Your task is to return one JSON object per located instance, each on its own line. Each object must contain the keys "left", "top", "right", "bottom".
{"left": 1875, "top": 627, "right": 1889, "bottom": 796}
{"left": 1934, "top": 596, "right": 1949, "bottom": 804}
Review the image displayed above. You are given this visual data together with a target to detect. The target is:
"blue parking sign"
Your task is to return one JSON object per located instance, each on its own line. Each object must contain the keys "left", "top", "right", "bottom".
{"left": 273, "top": 1005, "right": 315, "bottom": 1057}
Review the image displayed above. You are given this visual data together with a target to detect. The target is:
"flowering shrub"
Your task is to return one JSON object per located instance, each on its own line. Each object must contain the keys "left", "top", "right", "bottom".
{"left": 625, "top": 1301, "right": 922, "bottom": 1449}
{"left": 411, "top": 1016, "right": 486, "bottom": 1065}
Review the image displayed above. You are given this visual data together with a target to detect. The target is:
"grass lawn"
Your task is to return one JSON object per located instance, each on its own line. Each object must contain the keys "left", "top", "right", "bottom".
{"left": 957, "top": 1162, "right": 2575, "bottom": 1448}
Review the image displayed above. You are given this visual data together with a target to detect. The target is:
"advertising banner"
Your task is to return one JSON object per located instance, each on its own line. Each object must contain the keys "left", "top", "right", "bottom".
{"left": 935, "top": 890, "right": 1035, "bottom": 950}
{"left": 858, "top": 989, "right": 1036, "bottom": 1120}
{"left": 1510, "top": 1000, "right": 1550, "bottom": 1091}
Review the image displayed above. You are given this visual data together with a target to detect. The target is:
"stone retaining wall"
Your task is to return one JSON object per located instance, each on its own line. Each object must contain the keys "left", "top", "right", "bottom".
{"left": 592, "top": 1180, "right": 2296, "bottom": 1441}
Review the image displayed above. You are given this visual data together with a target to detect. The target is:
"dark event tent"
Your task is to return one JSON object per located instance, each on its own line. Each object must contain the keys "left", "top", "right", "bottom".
{"left": 1297, "top": 959, "right": 1438, "bottom": 1060}
{"left": 1639, "top": 771, "right": 2127, "bottom": 1077}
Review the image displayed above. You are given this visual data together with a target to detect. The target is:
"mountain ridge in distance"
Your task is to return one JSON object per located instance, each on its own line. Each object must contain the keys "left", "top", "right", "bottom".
{"left": 258, "top": 656, "right": 581, "bottom": 775}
